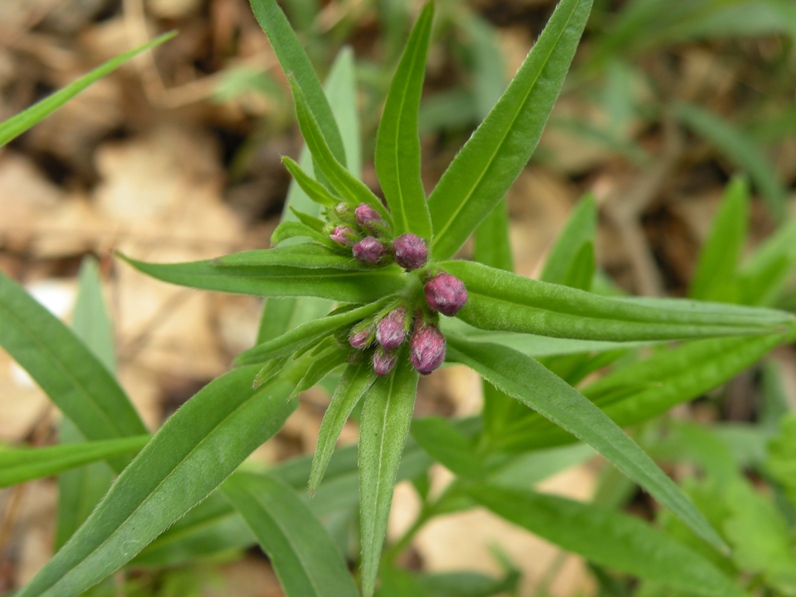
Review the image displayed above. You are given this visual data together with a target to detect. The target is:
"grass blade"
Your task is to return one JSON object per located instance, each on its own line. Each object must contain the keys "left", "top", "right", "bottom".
{"left": 16, "top": 364, "right": 299, "bottom": 597}
{"left": 428, "top": 0, "right": 593, "bottom": 260}
{"left": 222, "top": 473, "right": 359, "bottom": 597}
{"left": 469, "top": 485, "right": 745, "bottom": 597}
{"left": 0, "top": 33, "right": 175, "bottom": 147}
{"left": 375, "top": 2, "right": 434, "bottom": 239}
{"left": 359, "top": 351, "right": 419, "bottom": 597}
{"left": 446, "top": 335, "right": 727, "bottom": 551}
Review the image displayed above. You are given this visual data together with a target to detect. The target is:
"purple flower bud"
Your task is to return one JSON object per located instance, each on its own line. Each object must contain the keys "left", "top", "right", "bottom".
{"left": 393, "top": 233, "right": 428, "bottom": 270}
{"left": 355, "top": 204, "right": 386, "bottom": 233}
{"left": 410, "top": 324, "right": 446, "bottom": 375}
{"left": 376, "top": 307, "right": 408, "bottom": 350}
{"left": 349, "top": 322, "right": 374, "bottom": 349}
{"left": 330, "top": 225, "right": 357, "bottom": 247}
{"left": 353, "top": 236, "right": 388, "bottom": 264}
{"left": 424, "top": 272, "right": 468, "bottom": 316}
{"left": 372, "top": 347, "right": 398, "bottom": 376}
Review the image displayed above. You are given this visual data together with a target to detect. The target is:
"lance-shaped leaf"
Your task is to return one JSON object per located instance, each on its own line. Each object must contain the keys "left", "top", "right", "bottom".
{"left": 16, "top": 365, "right": 299, "bottom": 597}
{"left": 359, "top": 352, "right": 419, "bottom": 597}
{"left": 236, "top": 298, "right": 391, "bottom": 365}
{"left": 248, "top": 0, "right": 345, "bottom": 163}
{"left": 282, "top": 156, "right": 341, "bottom": 209}
{"left": 0, "top": 33, "right": 175, "bottom": 146}
{"left": 120, "top": 253, "right": 405, "bottom": 303}
{"left": 290, "top": 78, "right": 392, "bottom": 224}
{"left": 443, "top": 260, "right": 793, "bottom": 341}
{"left": 214, "top": 244, "right": 368, "bottom": 270}
{"left": 222, "top": 473, "right": 358, "bottom": 597}
{"left": 445, "top": 335, "right": 726, "bottom": 551}
{"left": 310, "top": 363, "right": 376, "bottom": 494}
{"left": 428, "top": 0, "right": 593, "bottom": 260}
{"left": 0, "top": 273, "right": 146, "bottom": 472}
{"left": 469, "top": 485, "right": 745, "bottom": 597}
{"left": 0, "top": 436, "right": 148, "bottom": 488}
{"left": 375, "top": 2, "right": 434, "bottom": 239}
{"left": 495, "top": 332, "right": 788, "bottom": 453}
{"left": 540, "top": 193, "right": 597, "bottom": 288}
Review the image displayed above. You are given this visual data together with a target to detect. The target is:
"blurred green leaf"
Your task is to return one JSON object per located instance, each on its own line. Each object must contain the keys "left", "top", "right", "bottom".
{"left": 469, "top": 485, "right": 744, "bottom": 596}
{"left": 541, "top": 194, "right": 598, "bottom": 288}
{"left": 766, "top": 414, "right": 796, "bottom": 509}
{"left": 411, "top": 417, "right": 484, "bottom": 479}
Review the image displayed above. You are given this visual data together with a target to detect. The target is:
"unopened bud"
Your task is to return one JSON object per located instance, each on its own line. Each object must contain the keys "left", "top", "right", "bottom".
{"left": 355, "top": 204, "right": 386, "bottom": 233}
{"left": 410, "top": 323, "right": 446, "bottom": 375}
{"left": 424, "top": 272, "right": 468, "bottom": 316}
{"left": 372, "top": 347, "right": 398, "bottom": 376}
{"left": 349, "top": 322, "right": 375, "bottom": 349}
{"left": 376, "top": 307, "right": 409, "bottom": 350}
{"left": 353, "top": 236, "right": 388, "bottom": 264}
{"left": 330, "top": 225, "right": 358, "bottom": 247}
{"left": 393, "top": 233, "right": 428, "bottom": 270}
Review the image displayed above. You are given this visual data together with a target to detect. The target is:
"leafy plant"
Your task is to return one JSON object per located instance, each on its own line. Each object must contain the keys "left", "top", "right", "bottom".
{"left": 2, "top": 1, "right": 796, "bottom": 596}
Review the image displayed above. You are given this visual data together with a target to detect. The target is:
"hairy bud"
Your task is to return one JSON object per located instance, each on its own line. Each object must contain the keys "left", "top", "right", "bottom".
{"left": 372, "top": 347, "right": 398, "bottom": 376}
{"left": 353, "top": 236, "right": 388, "bottom": 264}
{"left": 424, "top": 272, "right": 468, "bottom": 316}
{"left": 376, "top": 307, "right": 409, "bottom": 350}
{"left": 330, "top": 225, "right": 358, "bottom": 247}
{"left": 393, "top": 233, "right": 428, "bottom": 270}
{"left": 349, "top": 322, "right": 375, "bottom": 350}
{"left": 354, "top": 204, "right": 386, "bottom": 233}
{"left": 410, "top": 323, "right": 446, "bottom": 375}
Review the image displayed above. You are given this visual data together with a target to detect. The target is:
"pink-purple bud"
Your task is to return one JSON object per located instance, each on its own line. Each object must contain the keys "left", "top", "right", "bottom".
{"left": 424, "top": 272, "right": 468, "bottom": 316}
{"left": 354, "top": 204, "right": 386, "bottom": 232}
{"left": 393, "top": 233, "right": 428, "bottom": 270}
{"left": 410, "top": 324, "right": 446, "bottom": 375}
{"left": 353, "top": 236, "right": 388, "bottom": 264}
{"left": 376, "top": 307, "right": 408, "bottom": 350}
{"left": 372, "top": 347, "right": 398, "bottom": 376}
{"left": 349, "top": 327, "right": 373, "bottom": 350}
{"left": 330, "top": 225, "right": 357, "bottom": 247}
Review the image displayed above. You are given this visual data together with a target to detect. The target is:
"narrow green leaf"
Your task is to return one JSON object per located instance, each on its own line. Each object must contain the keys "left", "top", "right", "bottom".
{"left": 375, "top": 2, "right": 434, "bottom": 239}
{"left": 236, "top": 299, "right": 390, "bottom": 365}
{"left": 248, "top": 0, "right": 345, "bottom": 162}
{"left": 56, "top": 257, "right": 119, "bottom": 547}
{"left": 215, "top": 244, "right": 366, "bottom": 270}
{"left": 469, "top": 486, "right": 745, "bottom": 597}
{"left": 326, "top": 46, "right": 362, "bottom": 179}
{"left": 16, "top": 364, "right": 299, "bottom": 597}
{"left": 411, "top": 417, "right": 484, "bottom": 479}
{"left": 119, "top": 253, "right": 405, "bottom": 303}
{"left": 690, "top": 178, "right": 748, "bottom": 301}
{"left": 428, "top": 0, "right": 593, "bottom": 260}
{"left": 359, "top": 352, "right": 419, "bottom": 597}
{"left": 257, "top": 297, "right": 331, "bottom": 344}
{"left": 540, "top": 193, "right": 597, "bottom": 287}
{"left": 0, "top": 436, "right": 147, "bottom": 488}
{"left": 282, "top": 156, "right": 340, "bottom": 209}
{"left": 766, "top": 414, "right": 796, "bottom": 508}
{"left": 290, "top": 77, "right": 392, "bottom": 223}
{"left": 675, "top": 102, "right": 787, "bottom": 218}
{"left": 0, "top": 273, "right": 146, "bottom": 471}
{"left": 222, "top": 473, "right": 358, "bottom": 597}
{"left": 0, "top": 33, "right": 175, "bottom": 147}
{"left": 310, "top": 364, "right": 376, "bottom": 493}
{"left": 271, "top": 220, "right": 337, "bottom": 247}
{"left": 445, "top": 336, "right": 727, "bottom": 551}
{"left": 445, "top": 260, "right": 793, "bottom": 341}
{"left": 289, "top": 343, "right": 348, "bottom": 398}
{"left": 739, "top": 217, "right": 796, "bottom": 306}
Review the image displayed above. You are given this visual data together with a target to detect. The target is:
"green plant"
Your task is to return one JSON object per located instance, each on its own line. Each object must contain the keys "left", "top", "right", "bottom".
{"left": 2, "top": 1, "right": 796, "bottom": 596}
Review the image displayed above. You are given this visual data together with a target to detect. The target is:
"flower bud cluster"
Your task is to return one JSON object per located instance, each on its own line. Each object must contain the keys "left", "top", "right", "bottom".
{"left": 327, "top": 203, "right": 428, "bottom": 271}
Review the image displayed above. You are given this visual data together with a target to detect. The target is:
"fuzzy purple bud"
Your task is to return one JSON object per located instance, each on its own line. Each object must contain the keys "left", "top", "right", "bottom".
{"left": 353, "top": 236, "right": 387, "bottom": 264}
{"left": 372, "top": 347, "right": 398, "bottom": 376}
{"left": 376, "top": 307, "right": 408, "bottom": 350}
{"left": 330, "top": 225, "right": 357, "bottom": 247}
{"left": 349, "top": 325, "right": 374, "bottom": 350}
{"left": 410, "top": 324, "right": 446, "bottom": 375}
{"left": 393, "top": 233, "right": 428, "bottom": 270}
{"left": 424, "top": 272, "right": 468, "bottom": 316}
{"left": 355, "top": 204, "right": 385, "bottom": 232}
